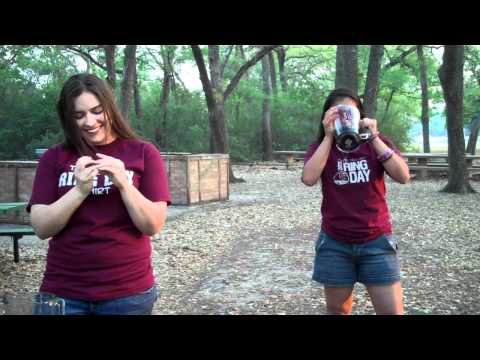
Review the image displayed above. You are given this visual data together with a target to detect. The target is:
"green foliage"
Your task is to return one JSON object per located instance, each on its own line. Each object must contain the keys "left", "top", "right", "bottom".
{"left": 163, "top": 90, "right": 210, "bottom": 153}
{"left": 139, "top": 82, "right": 210, "bottom": 153}
{"left": 270, "top": 89, "right": 324, "bottom": 150}
{"left": 464, "top": 84, "right": 480, "bottom": 126}
{"left": 0, "top": 44, "right": 476, "bottom": 164}
{"left": 464, "top": 46, "right": 480, "bottom": 124}
{"left": 375, "top": 99, "right": 413, "bottom": 152}
{"left": 225, "top": 82, "right": 264, "bottom": 161}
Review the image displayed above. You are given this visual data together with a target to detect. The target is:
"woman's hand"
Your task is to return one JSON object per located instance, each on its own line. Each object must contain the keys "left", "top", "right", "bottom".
{"left": 322, "top": 107, "right": 338, "bottom": 138}
{"left": 94, "top": 153, "right": 129, "bottom": 190}
{"left": 360, "top": 117, "right": 379, "bottom": 136}
{"left": 74, "top": 156, "right": 100, "bottom": 196}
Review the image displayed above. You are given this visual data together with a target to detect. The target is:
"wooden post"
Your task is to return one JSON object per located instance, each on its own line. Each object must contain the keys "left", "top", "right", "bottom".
{"left": 417, "top": 158, "right": 428, "bottom": 180}
{"left": 286, "top": 154, "right": 295, "bottom": 169}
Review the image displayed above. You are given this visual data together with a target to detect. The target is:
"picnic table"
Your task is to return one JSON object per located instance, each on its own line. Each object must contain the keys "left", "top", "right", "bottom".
{"left": 0, "top": 202, "right": 35, "bottom": 263}
{"left": 271, "top": 150, "right": 480, "bottom": 178}
{"left": 272, "top": 151, "right": 306, "bottom": 168}
{"left": 401, "top": 152, "right": 480, "bottom": 180}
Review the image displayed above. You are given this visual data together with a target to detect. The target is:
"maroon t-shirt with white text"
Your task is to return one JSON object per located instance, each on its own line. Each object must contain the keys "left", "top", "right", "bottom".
{"left": 304, "top": 135, "right": 401, "bottom": 244}
{"left": 27, "top": 138, "right": 171, "bottom": 301}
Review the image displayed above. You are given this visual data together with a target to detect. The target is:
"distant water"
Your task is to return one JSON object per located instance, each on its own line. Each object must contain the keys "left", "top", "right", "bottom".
{"left": 412, "top": 135, "right": 448, "bottom": 147}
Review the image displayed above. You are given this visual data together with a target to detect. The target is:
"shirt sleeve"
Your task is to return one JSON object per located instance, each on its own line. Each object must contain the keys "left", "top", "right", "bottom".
{"left": 140, "top": 143, "right": 172, "bottom": 205}
{"left": 27, "top": 147, "right": 61, "bottom": 212}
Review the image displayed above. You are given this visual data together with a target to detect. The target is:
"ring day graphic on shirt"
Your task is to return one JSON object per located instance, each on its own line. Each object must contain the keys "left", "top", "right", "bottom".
{"left": 58, "top": 165, "right": 135, "bottom": 195}
{"left": 333, "top": 158, "right": 371, "bottom": 186}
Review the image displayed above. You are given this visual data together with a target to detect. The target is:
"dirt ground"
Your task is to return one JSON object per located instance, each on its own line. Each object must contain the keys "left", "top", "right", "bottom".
{"left": 2, "top": 163, "right": 480, "bottom": 315}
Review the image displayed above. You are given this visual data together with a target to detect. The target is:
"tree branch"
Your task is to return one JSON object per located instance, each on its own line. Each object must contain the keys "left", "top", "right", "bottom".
{"left": 382, "top": 46, "right": 417, "bottom": 71}
{"left": 0, "top": 45, "right": 29, "bottom": 70}
{"left": 191, "top": 45, "right": 215, "bottom": 109}
{"left": 173, "top": 70, "right": 186, "bottom": 89}
{"left": 63, "top": 46, "right": 123, "bottom": 74}
{"left": 220, "top": 45, "right": 234, "bottom": 78}
{"left": 285, "top": 54, "right": 318, "bottom": 61}
{"left": 224, "top": 45, "right": 280, "bottom": 101}
{"left": 145, "top": 47, "right": 165, "bottom": 72}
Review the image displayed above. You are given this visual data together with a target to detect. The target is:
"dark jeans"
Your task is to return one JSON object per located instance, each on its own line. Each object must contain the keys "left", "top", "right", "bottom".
{"left": 35, "top": 285, "right": 158, "bottom": 315}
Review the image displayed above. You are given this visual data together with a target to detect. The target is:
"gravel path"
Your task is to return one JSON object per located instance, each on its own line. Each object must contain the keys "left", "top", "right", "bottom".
{"left": 1, "top": 164, "right": 480, "bottom": 315}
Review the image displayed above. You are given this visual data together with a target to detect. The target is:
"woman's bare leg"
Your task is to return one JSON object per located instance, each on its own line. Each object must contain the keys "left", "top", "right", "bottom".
{"left": 324, "top": 287, "right": 355, "bottom": 315}
{"left": 366, "top": 281, "right": 404, "bottom": 315}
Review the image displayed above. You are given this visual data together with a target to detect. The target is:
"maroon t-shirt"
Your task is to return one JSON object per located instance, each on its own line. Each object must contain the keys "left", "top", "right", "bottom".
{"left": 27, "top": 138, "right": 171, "bottom": 301}
{"left": 304, "top": 135, "right": 401, "bottom": 244}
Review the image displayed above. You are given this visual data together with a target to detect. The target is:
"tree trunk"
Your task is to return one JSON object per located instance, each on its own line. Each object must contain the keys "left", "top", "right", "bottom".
{"left": 120, "top": 45, "right": 137, "bottom": 123}
{"left": 438, "top": 45, "right": 474, "bottom": 193}
{"left": 277, "top": 46, "right": 287, "bottom": 92}
{"left": 466, "top": 115, "right": 480, "bottom": 154}
{"left": 207, "top": 45, "right": 230, "bottom": 155}
{"left": 155, "top": 68, "right": 172, "bottom": 149}
{"left": 466, "top": 127, "right": 479, "bottom": 155}
{"left": 268, "top": 51, "right": 277, "bottom": 96}
{"left": 209, "top": 102, "right": 229, "bottom": 154}
{"left": 81, "top": 53, "right": 91, "bottom": 73}
{"left": 133, "top": 67, "right": 144, "bottom": 133}
{"left": 335, "top": 45, "right": 358, "bottom": 93}
{"left": 382, "top": 89, "right": 396, "bottom": 123}
{"left": 104, "top": 45, "right": 116, "bottom": 90}
{"left": 417, "top": 45, "right": 431, "bottom": 153}
{"left": 261, "top": 54, "right": 273, "bottom": 161}
{"left": 191, "top": 45, "right": 279, "bottom": 183}
{"left": 236, "top": 45, "right": 249, "bottom": 80}
{"left": 235, "top": 101, "right": 241, "bottom": 126}
{"left": 152, "top": 45, "right": 177, "bottom": 150}
{"left": 363, "top": 45, "right": 384, "bottom": 118}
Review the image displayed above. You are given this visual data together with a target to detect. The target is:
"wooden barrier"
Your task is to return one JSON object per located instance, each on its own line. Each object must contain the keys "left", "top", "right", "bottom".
{"left": 162, "top": 153, "right": 229, "bottom": 205}
{"left": 401, "top": 153, "right": 480, "bottom": 180}
{"left": 0, "top": 153, "right": 230, "bottom": 225}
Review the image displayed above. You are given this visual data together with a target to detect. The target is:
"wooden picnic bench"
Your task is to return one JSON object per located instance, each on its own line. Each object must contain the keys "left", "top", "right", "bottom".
{"left": 271, "top": 150, "right": 480, "bottom": 178}
{"left": 272, "top": 151, "right": 306, "bottom": 168}
{"left": 0, "top": 202, "right": 35, "bottom": 263}
{"left": 401, "top": 153, "right": 480, "bottom": 180}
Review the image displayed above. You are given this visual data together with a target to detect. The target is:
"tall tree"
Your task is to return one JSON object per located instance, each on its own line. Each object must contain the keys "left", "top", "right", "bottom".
{"left": 158, "top": 46, "right": 175, "bottom": 149}
{"left": 133, "top": 66, "right": 144, "bottom": 133}
{"left": 416, "top": 45, "right": 431, "bottom": 153}
{"left": 191, "top": 45, "right": 279, "bottom": 182}
{"left": 466, "top": 115, "right": 480, "bottom": 155}
{"left": 120, "top": 45, "right": 137, "bottom": 122}
{"left": 146, "top": 45, "right": 177, "bottom": 149}
{"left": 464, "top": 45, "right": 480, "bottom": 154}
{"left": 438, "top": 45, "right": 474, "bottom": 193}
{"left": 261, "top": 52, "right": 273, "bottom": 160}
{"left": 276, "top": 46, "right": 287, "bottom": 92}
{"left": 104, "top": 45, "right": 116, "bottom": 89}
{"left": 335, "top": 45, "right": 358, "bottom": 93}
{"left": 63, "top": 45, "right": 123, "bottom": 83}
{"left": 363, "top": 45, "right": 384, "bottom": 118}
{"left": 268, "top": 51, "right": 277, "bottom": 96}
{"left": 382, "top": 88, "right": 396, "bottom": 123}
{"left": 235, "top": 45, "right": 249, "bottom": 80}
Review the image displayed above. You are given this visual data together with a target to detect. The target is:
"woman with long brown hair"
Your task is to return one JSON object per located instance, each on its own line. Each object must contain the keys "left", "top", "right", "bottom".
{"left": 28, "top": 73, "right": 171, "bottom": 315}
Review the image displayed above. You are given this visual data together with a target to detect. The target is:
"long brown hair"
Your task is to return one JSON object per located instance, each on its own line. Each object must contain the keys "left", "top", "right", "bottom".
{"left": 56, "top": 73, "right": 140, "bottom": 157}
{"left": 317, "top": 88, "right": 366, "bottom": 144}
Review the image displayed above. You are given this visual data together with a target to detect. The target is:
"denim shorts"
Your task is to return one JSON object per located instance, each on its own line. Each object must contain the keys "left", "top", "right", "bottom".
{"left": 34, "top": 284, "right": 158, "bottom": 315}
{"left": 312, "top": 231, "right": 401, "bottom": 287}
